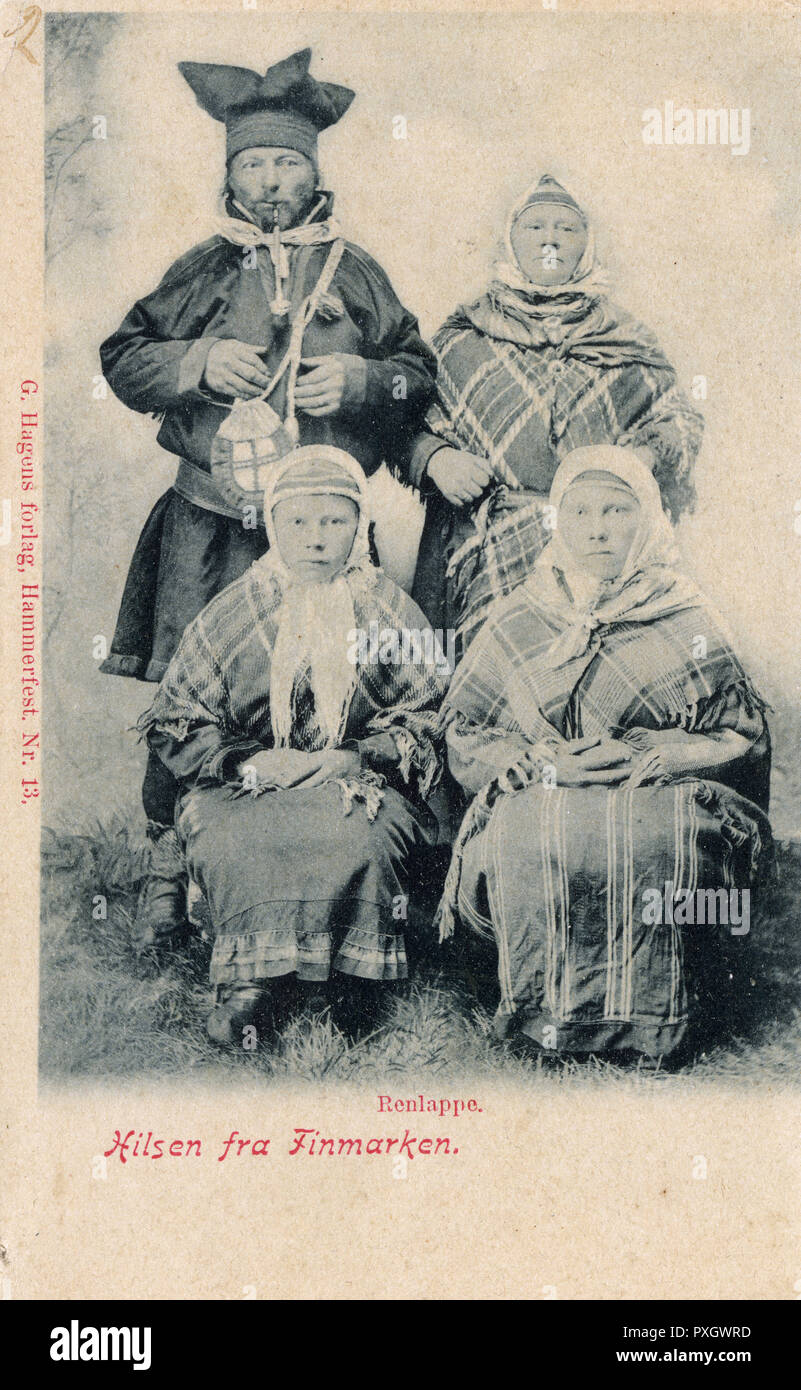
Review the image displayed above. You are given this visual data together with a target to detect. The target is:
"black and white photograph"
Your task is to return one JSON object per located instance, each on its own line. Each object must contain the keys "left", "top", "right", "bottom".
{"left": 3, "top": 1, "right": 800, "bottom": 1311}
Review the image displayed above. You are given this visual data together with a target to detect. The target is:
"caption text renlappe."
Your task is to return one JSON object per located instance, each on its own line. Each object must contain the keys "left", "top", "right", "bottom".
{"left": 103, "top": 1095, "right": 484, "bottom": 1163}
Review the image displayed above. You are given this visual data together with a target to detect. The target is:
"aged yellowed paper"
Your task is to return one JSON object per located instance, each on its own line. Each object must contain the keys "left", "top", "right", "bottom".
{"left": 1, "top": 1, "right": 799, "bottom": 1305}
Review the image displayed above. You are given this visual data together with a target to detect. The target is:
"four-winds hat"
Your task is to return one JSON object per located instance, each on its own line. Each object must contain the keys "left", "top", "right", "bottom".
{"left": 178, "top": 47, "right": 355, "bottom": 164}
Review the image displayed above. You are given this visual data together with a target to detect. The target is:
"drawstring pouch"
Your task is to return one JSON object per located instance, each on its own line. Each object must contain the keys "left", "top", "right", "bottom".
{"left": 209, "top": 236, "right": 346, "bottom": 516}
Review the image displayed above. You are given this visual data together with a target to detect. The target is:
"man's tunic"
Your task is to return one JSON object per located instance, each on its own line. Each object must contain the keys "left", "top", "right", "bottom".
{"left": 99, "top": 203, "right": 436, "bottom": 681}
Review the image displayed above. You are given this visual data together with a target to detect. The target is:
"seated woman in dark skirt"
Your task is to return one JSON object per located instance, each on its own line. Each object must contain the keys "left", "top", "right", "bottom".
{"left": 437, "top": 445, "right": 772, "bottom": 1064}
{"left": 138, "top": 446, "right": 448, "bottom": 1043}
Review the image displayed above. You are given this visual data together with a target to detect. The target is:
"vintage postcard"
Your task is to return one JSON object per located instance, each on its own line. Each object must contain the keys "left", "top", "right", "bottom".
{"left": 1, "top": 0, "right": 799, "bottom": 1319}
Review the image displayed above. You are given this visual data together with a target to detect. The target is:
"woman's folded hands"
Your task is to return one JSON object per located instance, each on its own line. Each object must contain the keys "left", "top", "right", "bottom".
{"left": 504, "top": 727, "right": 754, "bottom": 792}
{"left": 539, "top": 736, "right": 633, "bottom": 788}
{"left": 623, "top": 727, "right": 752, "bottom": 788}
{"left": 498, "top": 736, "right": 632, "bottom": 790}
{"left": 237, "top": 747, "right": 361, "bottom": 790}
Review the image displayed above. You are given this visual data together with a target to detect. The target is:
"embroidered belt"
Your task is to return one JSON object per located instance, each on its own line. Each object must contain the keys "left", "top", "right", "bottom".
{"left": 173, "top": 458, "right": 243, "bottom": 521}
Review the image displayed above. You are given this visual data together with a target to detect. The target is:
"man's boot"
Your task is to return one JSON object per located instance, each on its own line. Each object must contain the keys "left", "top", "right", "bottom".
{"left": 132, "top": 820, "right": 190, "bottom": 952}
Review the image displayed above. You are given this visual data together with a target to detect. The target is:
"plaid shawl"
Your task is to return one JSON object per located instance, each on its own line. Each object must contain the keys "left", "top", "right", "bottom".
{"left": 445, "top": 586, "right": 755, "bottom": 744}
{"left": 436, "top": 585, "right": 766, "bottom": 939}
{"left": 446, "top": 489, "right": 553, "bottom": 654}
{"left": 426, "top": 310, "right": 703, "bottom": 647}
{"left": 430, "top": 308, "right": 703, "bottom": 504}
{"left": 139, "top": 562, "right": 447, "bottom": 804}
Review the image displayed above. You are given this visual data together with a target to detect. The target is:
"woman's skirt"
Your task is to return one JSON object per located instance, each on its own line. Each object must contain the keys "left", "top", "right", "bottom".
{"left": 457, "top": 778, "right": 771, "bottom": 1057}
{"left": 177, "top": 780, "right": 436, "bottom": 986}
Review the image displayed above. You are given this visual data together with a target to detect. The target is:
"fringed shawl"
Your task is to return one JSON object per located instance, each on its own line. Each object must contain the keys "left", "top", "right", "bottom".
{"left": 427, "top": 307, "right": 702, "bottom": 510}
{"left": 436, "top": 580, "right": 767, "bottom": 941}
{"left": 138, "top": 562, "right": 447, "bottom": 809}
{"left": 444, "top": 584, "right": 758, "bottom": 747}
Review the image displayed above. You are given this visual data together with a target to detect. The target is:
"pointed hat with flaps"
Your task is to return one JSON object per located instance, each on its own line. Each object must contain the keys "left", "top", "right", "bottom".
{"left": 179, "top": 48, "right": 355, "bottom": 163}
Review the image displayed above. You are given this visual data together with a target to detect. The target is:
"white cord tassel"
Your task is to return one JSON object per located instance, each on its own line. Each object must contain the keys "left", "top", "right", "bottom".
{"left": 269, "top": 210, "right": 291, "bottom": 319}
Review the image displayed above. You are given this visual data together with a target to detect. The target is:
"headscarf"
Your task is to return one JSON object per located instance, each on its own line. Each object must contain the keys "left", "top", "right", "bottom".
{"left": 495, "top": 174, "right": 610, "bottom": 301}
{"left": 459, "top": 176, "right": 670, "bottom": 369}
{"left": 256, "top": 446, "right": 373, "bottom": 749}
{"left": 524, "top": 445, "right": 706, "bottom": 673}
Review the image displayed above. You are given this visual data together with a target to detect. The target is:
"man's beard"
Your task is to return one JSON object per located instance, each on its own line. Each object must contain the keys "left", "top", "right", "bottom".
{"left": 251, "top": 187, "right": 318, "bottom": 231}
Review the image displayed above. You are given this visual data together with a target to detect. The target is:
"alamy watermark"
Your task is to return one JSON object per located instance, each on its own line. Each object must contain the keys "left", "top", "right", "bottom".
{"left": 641, "top": 881, "right": 750, "bottom": 935}
{"left": 50, "top": 1321, "right": 151, "bottom": 1371}
{"left": 347, "top": 622, "right": 456, "bottom": 674}
{"left": 642, "top": 103, "right": 750, "bottom": 156}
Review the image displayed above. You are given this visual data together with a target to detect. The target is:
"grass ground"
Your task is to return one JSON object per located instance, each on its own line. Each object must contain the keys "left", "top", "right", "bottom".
{"left": 40, "top": 815, "right": 801, "bottom": 1088}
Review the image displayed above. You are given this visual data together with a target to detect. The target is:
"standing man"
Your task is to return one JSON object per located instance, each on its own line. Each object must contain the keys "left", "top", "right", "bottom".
{"left": 99, "top": 48, "right": 436, "bottom": 947}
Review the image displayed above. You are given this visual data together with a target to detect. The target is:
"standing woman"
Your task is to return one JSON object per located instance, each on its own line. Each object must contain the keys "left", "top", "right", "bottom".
{"left": 409, "top": 175, "right": 704, "bottom": 650}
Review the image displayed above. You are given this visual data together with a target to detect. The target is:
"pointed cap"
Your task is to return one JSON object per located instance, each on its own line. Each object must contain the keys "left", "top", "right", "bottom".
{"left": 513, "top": 174, "right": 585, "bottom": 221}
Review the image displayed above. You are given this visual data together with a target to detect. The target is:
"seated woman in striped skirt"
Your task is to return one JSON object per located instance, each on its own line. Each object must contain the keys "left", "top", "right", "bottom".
{"left": 138, "top": 447, "right": 448, "bottom": 1044}
{"left": 437, "top": 446, "right": 772, "bottom": 1064}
